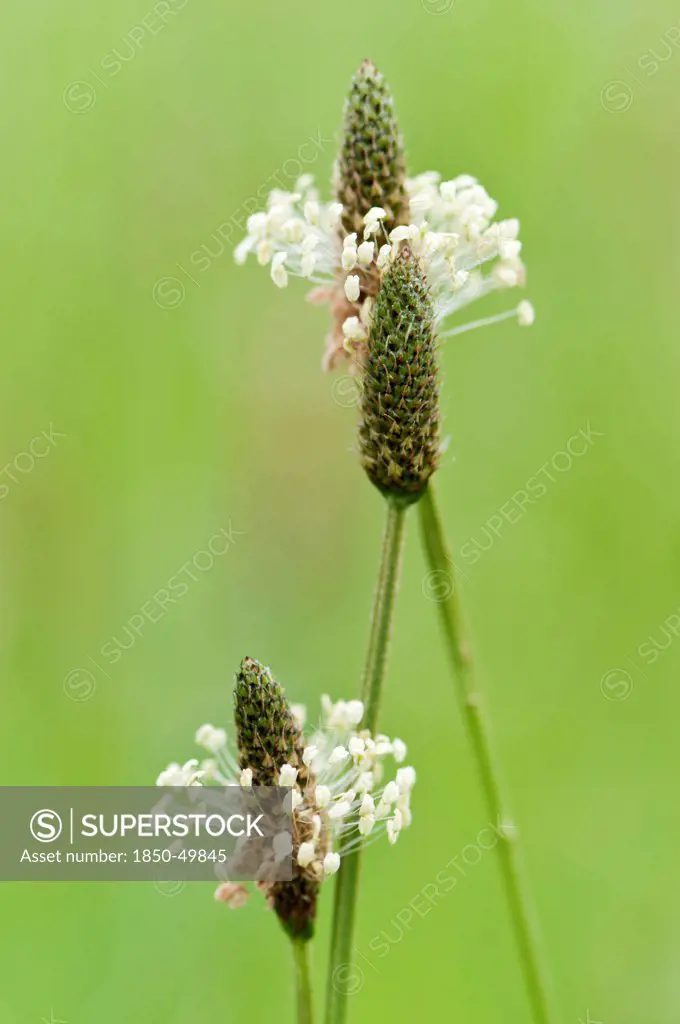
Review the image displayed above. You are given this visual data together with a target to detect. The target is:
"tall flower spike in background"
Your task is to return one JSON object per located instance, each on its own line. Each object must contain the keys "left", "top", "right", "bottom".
{"left": 335, "top": 59, "right": 409, "bottom": 239}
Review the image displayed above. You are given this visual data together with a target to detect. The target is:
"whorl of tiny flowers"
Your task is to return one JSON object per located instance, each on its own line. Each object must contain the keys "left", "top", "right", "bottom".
{"left": 336, "top": 59, "right": 409, "bottom": 240}
{"left": 233, "top": 172, "right": 533, "bottom": 372}
{"left": 359, "top": 243, "right": 440, "bottom": 502}
{"left": 233, "top": 62, "right": 534, "bottom": 372}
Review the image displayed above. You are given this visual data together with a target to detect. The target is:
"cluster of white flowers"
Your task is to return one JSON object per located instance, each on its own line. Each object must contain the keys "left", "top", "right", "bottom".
{"left": 288, "top": 694, "right": 415, "bottom": 879}
{"left": 234, "top": 174, "right": 343, "bottom": 284}
{"left": 156, "top": 695, "right": 415, "bottom": 904}
{"left": 234, "top": 171, "right": 534, "bottom": 356}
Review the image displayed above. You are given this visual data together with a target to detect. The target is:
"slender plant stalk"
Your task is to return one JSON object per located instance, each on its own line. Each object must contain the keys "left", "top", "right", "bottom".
{"left": 292, "top": 938, "right": 314, "bottom": 1024}
{"left": 362, "top": 499, "right": 408, "bottom": 731}
{"left": 325, "top": 497, "right": 407, "bottom": 1024}
{"left": 417, "top": 484, "right": 557, "bottom": 1024}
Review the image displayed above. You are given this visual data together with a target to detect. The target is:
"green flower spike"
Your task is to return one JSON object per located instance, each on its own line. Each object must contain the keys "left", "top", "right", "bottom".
{"left": 358, "top": 243, "right": 441, "bottom": 503}
{"left": 234, "top": 656, "right": 323, "bottom": 941}
{"left": 336, "top": 59, "right": 410, "bottom": 240}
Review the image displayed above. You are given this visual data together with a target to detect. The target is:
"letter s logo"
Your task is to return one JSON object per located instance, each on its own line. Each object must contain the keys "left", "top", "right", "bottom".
{"left": 30, "top": 809, "right": 63, "bottom": 843}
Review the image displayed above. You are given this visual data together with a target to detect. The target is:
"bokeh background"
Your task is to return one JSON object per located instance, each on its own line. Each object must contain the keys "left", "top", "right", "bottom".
{"left": 1, "top": 0, "right": 679, "bottom": 1021}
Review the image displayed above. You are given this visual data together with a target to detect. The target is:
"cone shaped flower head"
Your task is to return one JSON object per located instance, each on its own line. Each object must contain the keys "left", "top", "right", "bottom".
{"left": 234, "top": 61, "right": 534, "bottom": 371}
{"left": 336, "top": 59, "right": 409, "bottom": 240}
{"left": 234, "top": 656, "right": 309, "bottom": 789}
{"left": 234, "top": 656, "right": 319, "bottom": 940}
{"left": 359, "top": 243, "right": 440, "bottom": 502}
{"left": 157, "top": 657, "right": 416, "bottom": 941}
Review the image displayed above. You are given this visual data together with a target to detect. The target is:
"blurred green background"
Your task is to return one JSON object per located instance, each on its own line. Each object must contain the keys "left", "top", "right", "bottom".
{"left": 1, "top": 0, "right": 679, "bottom": 1020}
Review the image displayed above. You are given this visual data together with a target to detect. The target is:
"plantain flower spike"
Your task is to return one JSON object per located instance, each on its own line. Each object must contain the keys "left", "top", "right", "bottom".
{"left": 336, "top": 59, "right": 410, "bottom": 240}
{"left": 234, "top": 656, "right": 321, "bottom": 940}
{"left": 157, "top": 657, "right": 417, "bottom": 941}
{"left": 234, "top": 60, "right": 533, "bottom": 373}
{"left": 358, "top": 243, "right": 440, "bottom": 503}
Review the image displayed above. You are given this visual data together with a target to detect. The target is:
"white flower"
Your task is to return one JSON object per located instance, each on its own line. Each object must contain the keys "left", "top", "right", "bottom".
{"left": 363, "top": 206, "right": 387, "bottom": 237}
{"left": 234, "top": 171, "right": 533, "bottom": 369}
{"left": 357, "top": 240, "right": 375, "bottom": 267}
{"left": 348, "top": 736, "right": 365, "bottom": 758}
{"left": 377, "top": 243, "right": 392, "bottom": 269}
{"left": 315, "top": 785, "right": 331, "bottom": 808}
{"left": 297, "top": 841, "right": 316, "bottom": 868}
{"left": 278, "top": 764, "right": 299, "bottom": 787}
{"left": 397, "top": 766, "right": 416, "bottom": 790}
{"left": 195, "top": 724, "right": 227, "bottom": 754}
{"left": 517, "top": 300, "right": 535, "bottom": 326}
{"left": 392, "top": 738, "right": 407, "bottom": 763}
{"left": 156, "top": 759, "right": 204, "bottom": 787}
{"left": 360, "top": 793, "right": 375, "bottom": 816}
{"left": 328, "top": 799, "right": 352, "bottom": 820}
{"left": 341, "top": 316, "right": 367, "bottom": 344}
{"left": 322, "top": 697, "right": 364, "bottom": 729}
{"left": 302, "top": 745, "right": 317, "bottom": 767}
{"left": 341, "top": 242, "right": 358, "bottom": 271}
{"left": 344, "top": 275, "right": 361, "bottom": 302}
{"left": 386, "top": 816, "right": 401, "bottom": 845}
{"left": 157, "top": 690, "right": 416, "bottom": 901}
{"left": 359, "top": 813, "right": 375, "bottom": 836}
{"left": 285, "top": 694, "right": 417, "bottom": 875}
{"left": 270, "top": 252, "right": 288, "bottom": 289}
{"left": 323, "top": 852, "right": 341, "bottom": 876}
{"left": 382, "top": 781, "right": 399, "bottom": 805}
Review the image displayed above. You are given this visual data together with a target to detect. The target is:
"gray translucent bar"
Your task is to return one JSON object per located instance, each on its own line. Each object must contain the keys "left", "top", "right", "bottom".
{"left": 0, "top": 787, "right": 292, "bottom": 882}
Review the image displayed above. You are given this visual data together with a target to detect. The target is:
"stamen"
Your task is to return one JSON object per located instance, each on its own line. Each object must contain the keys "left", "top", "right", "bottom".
{"left": 441, "top": 306, "right": 525, "bottom": 339}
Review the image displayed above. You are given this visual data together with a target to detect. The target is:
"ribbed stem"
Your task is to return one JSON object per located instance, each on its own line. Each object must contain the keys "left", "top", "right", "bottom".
{"left": 417, "top": 485, "right": 557, "bottom": 1024}
{"left": 292, "top": 938, "right": 314, "bottom": 1024}
{"left": 361, "top": 499, "right": 408, "bottom": 730}
{"left": 325, "top": 497, "right": 407, "bottom": 1024}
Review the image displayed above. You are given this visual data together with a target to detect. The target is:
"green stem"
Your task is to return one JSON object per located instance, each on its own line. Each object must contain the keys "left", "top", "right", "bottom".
{"left": 292, "top": 938, "right": 314, "bottom": 1024}
{"left": 325, "top": 496, "right": 407, "bottom": 1024}
{"left": 361, "top": 498, "right": 408, "bottom": 731}
{"left": 417, "top": 485, "right": 557, "bottom": 1024}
